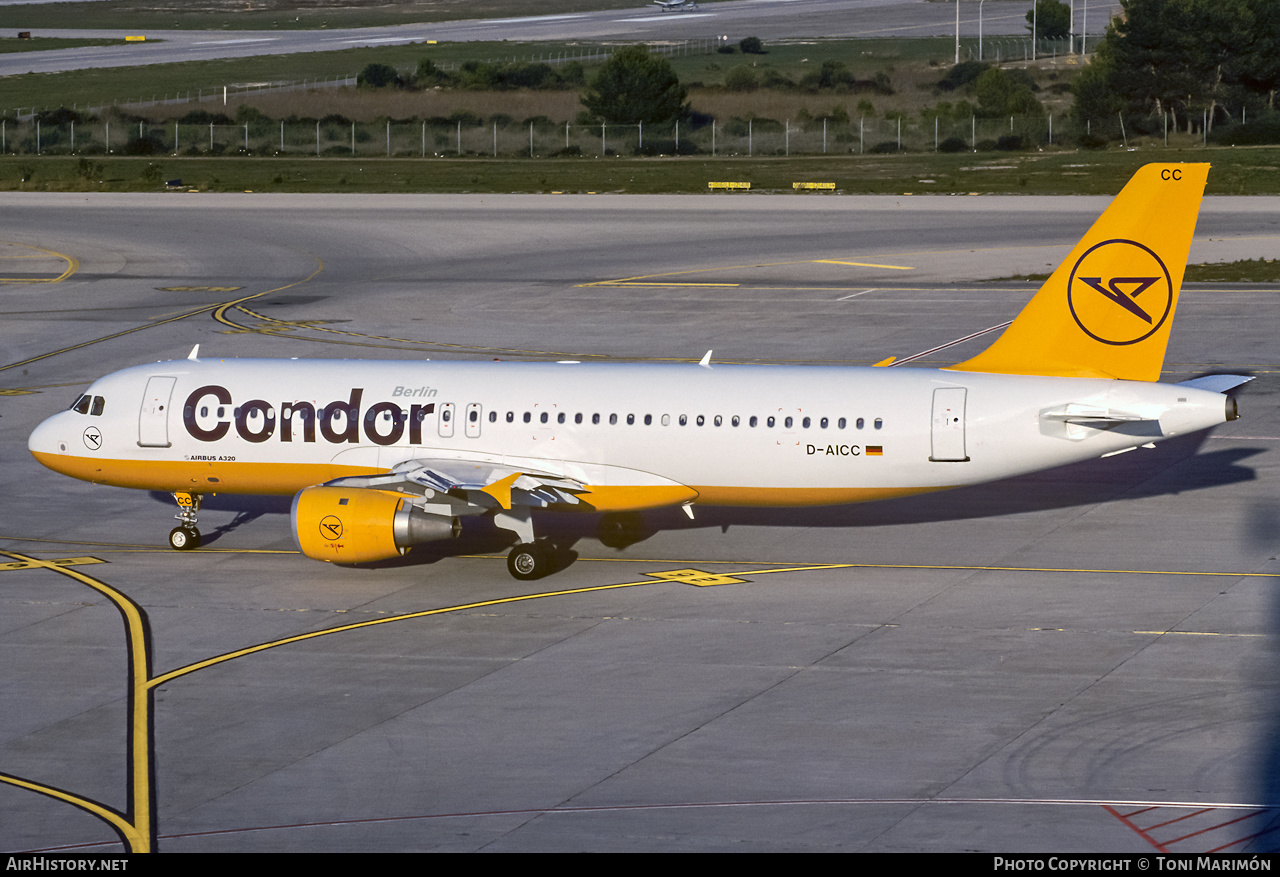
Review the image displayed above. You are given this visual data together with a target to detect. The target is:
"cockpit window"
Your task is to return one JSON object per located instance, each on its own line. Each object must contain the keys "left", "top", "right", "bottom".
{"left": 90, "top": 396, "right": 105, "bottom": 416}
{"left": 70, "top": 394, "right": 91, "bottom": 414}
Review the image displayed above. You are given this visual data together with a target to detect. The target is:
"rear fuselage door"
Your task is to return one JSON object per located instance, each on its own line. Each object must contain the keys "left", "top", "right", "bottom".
{"left": 438, "top": 402, "right": 455, "bottom": 438}
{"left": 929, "top": 387, "right": 969, "bottom": 462}
{"left": 138, "top": 376, "right": 177, "bottom": 447}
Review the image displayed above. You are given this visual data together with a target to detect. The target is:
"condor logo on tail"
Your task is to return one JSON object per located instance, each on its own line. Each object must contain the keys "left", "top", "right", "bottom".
{"left": 1068, "top": 239, "right": 1173, "bottom": 345}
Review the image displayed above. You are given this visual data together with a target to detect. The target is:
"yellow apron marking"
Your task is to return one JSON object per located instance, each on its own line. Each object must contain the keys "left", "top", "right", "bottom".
{"left": 814, "top": 259, "right": 915, "bottom": 270}
{"left": 0, "top": 241, "right": 77, "bottom": 283}
{"left": 0, "top": 551, "right": 151, "bottom": 852}
{"left": 646, "top": 568, "right": 748, "bottom": 587}
{"left": 0, "top": 555, "right": 104, "bottom": 572}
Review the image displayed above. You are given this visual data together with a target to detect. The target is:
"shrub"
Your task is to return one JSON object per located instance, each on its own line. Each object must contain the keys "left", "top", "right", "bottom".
{"left": 358, "top": 63, "right": 401, "bottom": 88}
{"left": 938, "top": 136, "right": 968, "bottom": 153}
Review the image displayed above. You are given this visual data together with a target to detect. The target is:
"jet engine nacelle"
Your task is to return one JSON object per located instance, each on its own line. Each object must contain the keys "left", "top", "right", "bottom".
{"left": 292, "top": 485, "right": 460, "bottom": 563}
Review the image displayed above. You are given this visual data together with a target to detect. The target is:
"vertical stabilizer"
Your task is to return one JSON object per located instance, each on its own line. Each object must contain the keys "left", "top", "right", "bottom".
{"left": 947, "top": 163, "right": 1209, "bottom": 381}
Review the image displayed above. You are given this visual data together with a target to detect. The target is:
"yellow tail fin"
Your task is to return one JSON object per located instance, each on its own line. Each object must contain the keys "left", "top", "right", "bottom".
{"left": 947, "top": 163, "right": 1209, "bottom": 381}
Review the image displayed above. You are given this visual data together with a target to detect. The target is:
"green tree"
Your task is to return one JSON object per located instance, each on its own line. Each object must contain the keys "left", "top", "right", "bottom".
{"left": 1092, "top": 0, "right": 1256, "bottom": 132}
{"left": 739, "top": 36, "right": 765, "bottom": 55}
{"left": 580, "top": 45, "right": 689, "bottom": 124}
{"left": 1027, "top": 0, "right": 1071, "bottom": 40}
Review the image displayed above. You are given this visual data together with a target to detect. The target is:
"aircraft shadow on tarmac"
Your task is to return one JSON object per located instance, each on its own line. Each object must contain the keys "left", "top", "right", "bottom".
{"left": 147, "top": 429, "right": 1263, "bottom": 569}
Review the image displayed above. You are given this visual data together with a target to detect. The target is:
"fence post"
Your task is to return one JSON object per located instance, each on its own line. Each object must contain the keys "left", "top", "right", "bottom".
{"left": 422, "top": 121, "right": 425, "bottom": 157}
{"left": 387, "top": 120, "right": 390, "bottom": 157}
{"left": 458, "top": 120, "right": 461, "bottom": 155}
{"left": 351, "top": 122, "right": 355, "bottom": 155}
{"left": 317, "top": 121, "right": 320, "bottom": 156}
{"left": 748, "top": 118, "right": 752, "bottom": 156}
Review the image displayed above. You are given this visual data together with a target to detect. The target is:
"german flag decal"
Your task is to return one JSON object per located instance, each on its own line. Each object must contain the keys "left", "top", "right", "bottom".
{"left": 866, "top": 446, "right": 884, "bottom": 456}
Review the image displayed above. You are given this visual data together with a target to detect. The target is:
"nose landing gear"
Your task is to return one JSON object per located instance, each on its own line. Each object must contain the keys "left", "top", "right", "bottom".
{"left": 168, "top": 492, "right": 202, "bottom": 550}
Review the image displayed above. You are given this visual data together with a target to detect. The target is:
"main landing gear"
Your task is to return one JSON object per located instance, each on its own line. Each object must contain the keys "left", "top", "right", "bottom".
{"left": 507, "top": 540, "right": 555, "bottom": 580}
{"left": 168, "top": 492, "right": 202, "bottom": 550}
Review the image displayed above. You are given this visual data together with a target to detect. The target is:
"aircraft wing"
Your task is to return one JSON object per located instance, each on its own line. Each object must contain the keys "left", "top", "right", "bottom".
{"left": 324, "top": 459, "right": 587, "bottom": 514}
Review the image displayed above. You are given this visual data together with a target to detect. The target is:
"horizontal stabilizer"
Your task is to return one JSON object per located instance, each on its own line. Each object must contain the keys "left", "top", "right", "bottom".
{"left": 1178, "top": 374, "right": 1254, "bottom": 394}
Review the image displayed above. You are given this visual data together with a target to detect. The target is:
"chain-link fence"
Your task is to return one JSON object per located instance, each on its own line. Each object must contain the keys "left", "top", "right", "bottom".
{"left": 0, "top": 113, "right": 1080, "bottom": 158}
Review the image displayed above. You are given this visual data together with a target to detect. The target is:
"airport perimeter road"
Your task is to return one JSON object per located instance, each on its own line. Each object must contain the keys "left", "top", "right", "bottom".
{"left": 0, "top": 0, "right": 1124, "bottom": 75}
{"left": 1, "top": 191, "right": 1278, "bottom": 851}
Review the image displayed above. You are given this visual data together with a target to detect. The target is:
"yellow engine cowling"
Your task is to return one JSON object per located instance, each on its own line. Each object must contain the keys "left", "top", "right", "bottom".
{"left": 292, "top": 485, "right": 460, "bottom": 563}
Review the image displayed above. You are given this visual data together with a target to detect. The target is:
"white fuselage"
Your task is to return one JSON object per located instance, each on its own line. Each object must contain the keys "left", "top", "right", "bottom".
{"left": 28, "top": 358, "right": 1231, "bottom": 512}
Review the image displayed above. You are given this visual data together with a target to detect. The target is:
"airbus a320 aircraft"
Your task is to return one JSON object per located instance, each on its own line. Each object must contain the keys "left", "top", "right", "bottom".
{"left": 29, "top": 164, "right": 1249, "bottom": 579}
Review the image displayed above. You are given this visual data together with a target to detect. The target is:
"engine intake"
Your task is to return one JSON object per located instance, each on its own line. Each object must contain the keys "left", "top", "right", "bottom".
{"left": 292, "top": 485, "right": 460, "bottom": 563}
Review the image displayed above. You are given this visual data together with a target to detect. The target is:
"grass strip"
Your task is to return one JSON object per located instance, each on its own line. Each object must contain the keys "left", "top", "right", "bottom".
{"left": 3, "top": 149, "right": 1279, "bottom": 196}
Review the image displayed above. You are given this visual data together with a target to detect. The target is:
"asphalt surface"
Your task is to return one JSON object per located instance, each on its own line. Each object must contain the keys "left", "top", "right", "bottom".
{"left": 0, "top": 0, "right": 1124, "bottom": 75}
{"left": 1, "top": 187, "right": 1278, "bottom": 851}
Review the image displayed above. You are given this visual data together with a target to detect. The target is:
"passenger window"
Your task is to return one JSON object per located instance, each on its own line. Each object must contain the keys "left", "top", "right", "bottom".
{"left": 767, "top": 416, "right": 775, "bottom": 428}
{"left": 820, "top": 417, "right": 828, "bottom": 429}
{"left": 644, "top": 414, "right": 652, "bottom": 426}
{"left": 661, "top": 414, "right": 670, "bottom": 426}
{"left": 731, "top": 415, "right": 740, "bottom": 427}
{"left": 802, "top": 417, "right": 810, "bottom": 429}
{"left": 506, "top": 411, "right": 514, "bottom": 422}
{"left": 784, "top": 416, "right": 793, "bottom": 428}
{"left": 468, "top": 410, "right": 477, "bottom": 423}
{"left": 838, "top": 418, "right": 846, "bottom": 429}
{"left": 442, "top": 409, "right": 451, "bottom": 422}
{"left": 540, "top": 412, "right": 548, "bottom": 424}
{"left": 626, "top": 414, "right": 635, "bottom": 425}
{"left": 713, "top": 415, "right": 722, "bottom": 427}
{"left": 575, "top": 413, "right": 583, "bottom": 424}
{"left": 489, "top": 411, "right": 496, "bottom": 423}
{"left": 523, "top": 412, "right": 531, "bottom": 423}
{"left": 856, "top": 417, "right": 865, "bottom": 429}
{"left": 874, "top": 418, "right": 883, "bottom": 430}
{"left": 749, "top": 416, "right": 757, "bottom": 427}
{"left": 593, "top": 413, "right": 600, "bottom": 425}
{"left": 558, "top": 412, "right": 565, "bottom": 424}
{"left": 609, "top": 413, "right": 618, "bottom": 425}
{"left": 679, "top": 414, "right": 687, "bottom": 426}
{"left": 696, "top": 415, "right": 705, "bottom": 426}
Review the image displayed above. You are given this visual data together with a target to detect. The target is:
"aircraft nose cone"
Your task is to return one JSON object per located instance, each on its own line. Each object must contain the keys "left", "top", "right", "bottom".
{"left": 28, "top": 412, "right": 72, "bottom": 466}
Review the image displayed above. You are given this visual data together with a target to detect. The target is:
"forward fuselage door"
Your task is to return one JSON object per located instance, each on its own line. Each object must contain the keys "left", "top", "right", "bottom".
{"left": 138, "top": 375, "right": 177, "bottom": 448}
{"left": 929, "top": 387, "right": 969, "bottom": 462}
{"left": 438, "top": 402, "right": 455, "bottom": 439}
